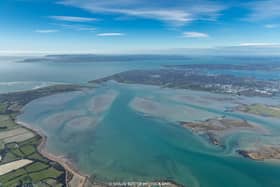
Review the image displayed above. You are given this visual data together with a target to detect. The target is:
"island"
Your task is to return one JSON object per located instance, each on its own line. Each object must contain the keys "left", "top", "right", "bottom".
{"left": 180, "top": 117, "right": 260, "bottom": 146}
{"left": 180, "top": 118, "right": 280, "bottom": 160}
{"left": 237, "top": 146, "right": 280, "bottom": 161}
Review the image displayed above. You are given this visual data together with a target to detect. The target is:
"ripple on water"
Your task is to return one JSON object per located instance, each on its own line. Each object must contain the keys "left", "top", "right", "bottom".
{"left": 18, "top": 84, "right": 280, "bottom": 187}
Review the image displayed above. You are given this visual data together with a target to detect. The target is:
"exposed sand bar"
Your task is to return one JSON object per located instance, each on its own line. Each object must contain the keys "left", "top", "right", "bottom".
{"left": 88, "top": 90, "right": 118, "bottom": 114}
{"left": 130, "top": 97, "right": 216, "bottom": 122}
{"left": 0, "top": 159, "right": 33, "bottom": 176}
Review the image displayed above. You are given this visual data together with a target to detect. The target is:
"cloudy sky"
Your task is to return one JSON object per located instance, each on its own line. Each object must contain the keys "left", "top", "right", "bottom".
{"left": 1, "top": 0, "right": 280, "bottom": 54}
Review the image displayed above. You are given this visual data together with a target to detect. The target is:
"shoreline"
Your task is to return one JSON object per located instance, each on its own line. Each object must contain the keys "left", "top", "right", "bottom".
{"left": 14, "top": 121, "right": 184, "bottom": 187}
{"left": 16, "top": 120, "right": 88, "bottom": 187}
{"left": 1, "top": 83, "right": 186, "bottom": 186}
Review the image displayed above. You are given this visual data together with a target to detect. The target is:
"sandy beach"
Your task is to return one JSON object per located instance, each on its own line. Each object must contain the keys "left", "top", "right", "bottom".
{"left": 16, "top": 121, "right": 87, "bottom": 187}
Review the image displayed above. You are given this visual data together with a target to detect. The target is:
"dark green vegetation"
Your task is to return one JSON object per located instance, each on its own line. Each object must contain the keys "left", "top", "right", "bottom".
{"left": 0, "top": 85, "right": 87, "bottom": 187}
{"left": 0, "top": 136, "right": 65, "bottom": 187}
{"left": 90, "top": 69, "right": 280, "bottom": 97}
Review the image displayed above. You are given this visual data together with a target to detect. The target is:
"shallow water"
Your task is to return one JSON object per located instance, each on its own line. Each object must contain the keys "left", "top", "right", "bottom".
{"left": 18, "top": 83, "right": 280, "bottom": 187}
{"left": 2, "top": 56, "right": 280, "bottom": 186}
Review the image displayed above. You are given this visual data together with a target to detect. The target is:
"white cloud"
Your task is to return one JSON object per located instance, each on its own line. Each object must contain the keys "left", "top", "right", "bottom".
{"left": 53, "top": 23, "right": 96, "bottom": 31}
{"left": 97, "top": 32, "right": 124, "bottom": 36}
{"left": 35, "top": 29, "right": 59, "bottom": 33}
{"left": 183, "top": 32, "right": 208, "bottom": 38}
{"left": 246, "top": 0, "right": 280, "bottom": 21}
{"left": 0, "top": 49, "right": 98, "bottom": 55}
{"left": 77, "top": 27, "right": 96, "bottom": 31}
{"left": 49, "top": 16, "right": 97, "bottom": 22}
{"left": 58, "top": 0, "right": 225, "bottom": 25}
{"left": 264, "top": 24, "right": 278, "bottom": 28}
{"left": 239, "top": 43, "right": 280, "bottom": 47}
{"left": 112, "top": 9, "right": 193, "bottom": 24}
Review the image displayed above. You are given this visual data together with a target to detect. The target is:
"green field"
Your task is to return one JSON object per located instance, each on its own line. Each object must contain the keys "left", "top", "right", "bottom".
{"left": 29, "top": 167, "right": 63, "bottom": 182}
{"left": 0, "top": 103, "right": 7, "bottom": 113}
{"left": 0, "top": 136, "right": 65, "bottom": 187}
{"left": 20, "top": 144, "right": 36, "bottom": 156}
{"left": 0, "top": 114, "right": 17, "bottom": 130}
{"left": 0, "top": 168, "right": 27, "bottom": 185}
{"left": 25, "top": 162, "right": 49, "bottom": 173}
{"left": 0, "top": 119, "right": 66, "bottom": 187}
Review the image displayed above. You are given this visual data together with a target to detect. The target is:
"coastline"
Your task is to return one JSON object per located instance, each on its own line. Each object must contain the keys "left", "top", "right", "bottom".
{"left": 0, "top": 83, "right": 183, "bottom": 187}
{"left": 15, "top": 121, "right": 185, "bottom": 187}
{"left": 16, "top": 120, "right": 88, "bottom": 187}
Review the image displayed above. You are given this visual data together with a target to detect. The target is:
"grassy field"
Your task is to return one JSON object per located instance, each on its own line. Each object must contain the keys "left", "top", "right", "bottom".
{"left": 29, "top": 167, "right": 63, "bottom": 182}
{"left": 0, "top": 136, "right": 66, "bottom": 187}
{"left": 0, "top": 115, "right": 17, "bottom": 130}
{"left": 0, "top": 168, "right": 27, "bottom": 185}
{"left": 0, "top": 103, "right": 7, "bottom": 113}
{"left": 0, "top": 102, "right": 66, "bottom": 187}
{"left": 243, "top": 104, "right": 280, "bottom": 118}
{"left": 25, "top": 162, "right": 49, "bottom": 173}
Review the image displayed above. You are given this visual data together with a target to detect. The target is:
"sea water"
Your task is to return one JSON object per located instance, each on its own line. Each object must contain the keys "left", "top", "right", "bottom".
{"left": 18, "top": 83, "right": 280, "bottom": 187}
{"left": 1, "top": 56, "right": 280, "bottom": 187}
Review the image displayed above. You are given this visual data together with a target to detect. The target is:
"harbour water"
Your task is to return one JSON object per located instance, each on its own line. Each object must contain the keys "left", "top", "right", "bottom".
{"left": 18, "top": 82, "right": 280, "bottom": 187}
{"left": 1, "top": 56, "right": 280, "bottom": 186}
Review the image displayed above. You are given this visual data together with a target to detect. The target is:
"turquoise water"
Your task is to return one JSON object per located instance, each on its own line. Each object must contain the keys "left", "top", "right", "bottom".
{"left": 2, "top": 56, "right": 280, "bottom": 186}
{"left": 19, "top": 83, "right": 280, "bottom": 187}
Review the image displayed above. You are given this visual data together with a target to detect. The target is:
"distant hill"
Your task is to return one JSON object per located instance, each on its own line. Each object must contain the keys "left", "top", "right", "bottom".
{"left": 19, "top": 54, "right": 192, "bottom": 63}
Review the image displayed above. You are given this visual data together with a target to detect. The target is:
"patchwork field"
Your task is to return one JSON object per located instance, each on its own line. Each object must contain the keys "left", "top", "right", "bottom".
{"left": 0, "top": 134, "right": 66, "bottom": 187}
{"left": 0, "top": 159, "right": 33, "bottom": 175}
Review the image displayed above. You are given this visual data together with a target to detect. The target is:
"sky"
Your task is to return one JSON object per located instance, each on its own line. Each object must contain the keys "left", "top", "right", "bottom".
{"left": 1, "top": 0, "right": 280, "bottom": 55}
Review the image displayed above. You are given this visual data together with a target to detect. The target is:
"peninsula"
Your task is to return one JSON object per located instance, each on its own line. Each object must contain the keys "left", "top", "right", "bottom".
{"left": 90, "top": 69, "right": 280, "bottom": 97}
